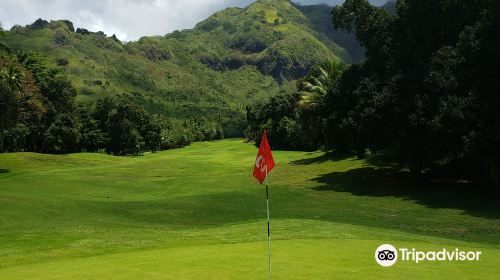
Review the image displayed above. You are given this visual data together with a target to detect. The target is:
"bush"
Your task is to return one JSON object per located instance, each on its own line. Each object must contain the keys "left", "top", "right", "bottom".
{"left": 228, "top": 32, "right": 269, "bottom": 54}
{"left": 222, "top": 21, "right": 237, "bottom": 34}
{"left": 4, "top": 124, "right": 29, "bottom": 152}
{"left": 196, "top": 18, "right": 219, "bottom": 32}
{"left": 246, "top": 93, "right": 316, "bottom": 150}
{"left": 56, "top": 58, "right": 69, "bottom": 66}
{"left": 43, "top": 113, "right": 81, "bottom": 153}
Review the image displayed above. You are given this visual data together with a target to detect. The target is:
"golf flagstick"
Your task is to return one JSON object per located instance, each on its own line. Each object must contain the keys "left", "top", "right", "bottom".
{"left": 252, "top": 130, "right": 275, "bottom": 280}
{"left": 265, "top": 165, "right": 272, "bottom": 280}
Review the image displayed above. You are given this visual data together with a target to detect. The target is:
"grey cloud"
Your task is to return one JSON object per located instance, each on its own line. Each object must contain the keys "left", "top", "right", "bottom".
{"left": 294, "top": 0, "right": 386, "bottom": 5}
{"left": 0, "top": 0, "right": 386, "bottom": 41}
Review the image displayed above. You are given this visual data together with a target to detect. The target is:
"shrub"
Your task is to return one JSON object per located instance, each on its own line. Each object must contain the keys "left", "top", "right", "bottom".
{"left": 56, "top": 58, "right": 69, "bottom": 66}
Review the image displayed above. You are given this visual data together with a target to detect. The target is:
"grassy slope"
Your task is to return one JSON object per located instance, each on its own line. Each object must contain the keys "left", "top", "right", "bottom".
{"left": 0, "top": 140, "right": 499, "bottom": 279}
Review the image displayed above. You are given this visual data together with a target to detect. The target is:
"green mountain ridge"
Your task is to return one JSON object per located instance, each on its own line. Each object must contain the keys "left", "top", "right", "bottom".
{"left": 1, "top": 0, "right": 359, "bottom": 135}
{"left": 381, "top": 0, "right": 397, "bottom": 14}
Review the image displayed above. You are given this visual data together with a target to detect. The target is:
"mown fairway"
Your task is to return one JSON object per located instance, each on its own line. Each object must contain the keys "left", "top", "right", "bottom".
{"left": 0, "top": 139, "right": 499, "bottom": 279}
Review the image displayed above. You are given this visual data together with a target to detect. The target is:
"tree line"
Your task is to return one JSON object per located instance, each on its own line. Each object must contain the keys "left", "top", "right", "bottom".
{"left": 0, "top": 51, "right": 223, "bottom": 155}
{"left": 246, "top": 0, "right": 500, "bottom": 185}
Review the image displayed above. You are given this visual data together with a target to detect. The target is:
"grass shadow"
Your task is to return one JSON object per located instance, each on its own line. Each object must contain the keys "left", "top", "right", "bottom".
{"left": 311, "top": 167, "right": 500, "bottom": 219}
{"left": 364, "top": 153, "right": 406, "bottom": 169}
{"left": 0, "top": 168, "right": 10, "bottom": 173}
{"left": 290, "top": 151, "right": 355, "bottom": 165}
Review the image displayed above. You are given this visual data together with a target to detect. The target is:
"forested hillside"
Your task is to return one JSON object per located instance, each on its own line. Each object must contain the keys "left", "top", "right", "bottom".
{"left": 1, "top": 0, "right": 357, "bottom": 137}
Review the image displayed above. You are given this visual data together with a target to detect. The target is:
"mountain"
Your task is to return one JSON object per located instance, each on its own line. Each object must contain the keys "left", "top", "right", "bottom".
{"left": 292, "top": 3, "right": 365, "bottom": 62}
{"left": 1, "top": 0, "right": 360, "bottom": 135}
{"left": 381, "top": 0, "right": 397, "bottom": 14}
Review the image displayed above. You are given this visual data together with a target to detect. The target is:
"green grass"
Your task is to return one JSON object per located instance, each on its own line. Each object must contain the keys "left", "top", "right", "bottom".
{"left": 265, "top": 9, "right": 279, "bottom": 23}
{"left": 1, "top": 139, "right": 499, "bottom": 279}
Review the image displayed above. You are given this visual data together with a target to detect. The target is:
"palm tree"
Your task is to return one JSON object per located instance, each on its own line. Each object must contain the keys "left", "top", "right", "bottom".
{"left": 2, "top": 63, "right": 22, "bottom": 90}
{"left": 297, "top": 61, "right": 343, "bottom": 149}
{"left": 0, "top": 43, "right": 10, "bottom": 54}
{"left": 297, "top": 61, "right": 343, "bottom": 109}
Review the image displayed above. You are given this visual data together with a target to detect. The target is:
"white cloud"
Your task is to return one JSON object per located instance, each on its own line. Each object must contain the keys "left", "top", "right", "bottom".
{"left": 0, "top": 0, "right": 254, "bottom": 41}
{"left": 0, "top": 0, "right": 386, "bottom": 41}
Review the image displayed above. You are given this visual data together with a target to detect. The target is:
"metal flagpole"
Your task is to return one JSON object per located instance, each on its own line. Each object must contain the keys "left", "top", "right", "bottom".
{"left": 265, "top": 165, "right": 272, "bottom": 280}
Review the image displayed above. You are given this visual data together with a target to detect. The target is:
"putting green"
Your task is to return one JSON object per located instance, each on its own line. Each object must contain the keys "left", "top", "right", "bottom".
{"left": 1, "top": 222, "right": 499, "bottom": 280}
{"left": 1, "top": 139, "right": 499, "bottom": 279}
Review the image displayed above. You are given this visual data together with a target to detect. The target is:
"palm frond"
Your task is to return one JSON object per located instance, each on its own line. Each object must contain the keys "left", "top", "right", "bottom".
{"left": 0, "top": 41, "right": 11, "bottom": 54}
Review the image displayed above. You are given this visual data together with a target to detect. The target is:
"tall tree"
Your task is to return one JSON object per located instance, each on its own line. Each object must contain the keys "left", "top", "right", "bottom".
{"left": 94, "top": 97, "right": 149, "bottom": 155}
{"left": 0, "top": 59, "right": 23, "bottom": 152}
{"left": 328, "top": 0, "right": 497, "bottom": 175}
{"left": 43, "top": 113, "right": 81, "bottom": 153}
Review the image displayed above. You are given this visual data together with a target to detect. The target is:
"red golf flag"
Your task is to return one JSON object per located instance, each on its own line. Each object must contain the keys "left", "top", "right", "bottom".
{"left": 253, "top": 130, "right": 275, "bottom": 185}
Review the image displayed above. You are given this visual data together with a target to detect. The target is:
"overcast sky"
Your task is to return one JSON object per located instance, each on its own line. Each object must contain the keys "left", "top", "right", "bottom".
{"left": 0, "top": 0, "right": 387, "bottom": 41}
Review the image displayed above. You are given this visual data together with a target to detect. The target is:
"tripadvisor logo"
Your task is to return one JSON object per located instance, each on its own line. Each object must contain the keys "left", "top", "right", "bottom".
{"left": 375, "top": 244, "right": 398, "bottom": 267}
{"left": 375, "top": 244, "right": 482, "bottom": 267}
